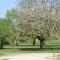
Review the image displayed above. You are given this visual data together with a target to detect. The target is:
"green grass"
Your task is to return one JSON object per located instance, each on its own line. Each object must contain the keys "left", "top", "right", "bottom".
{"left": 0, "top": 45, "right": 60, "bottom": 56}
{"left": 0, "top": 39, "right": 60, "bottom": 55}
{"left": 46, "top": 39, "right": 60, "bottom": 45}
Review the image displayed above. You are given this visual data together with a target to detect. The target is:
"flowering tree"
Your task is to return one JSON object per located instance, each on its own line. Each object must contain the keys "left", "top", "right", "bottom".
{"left": 13, "top": 0, "right": 60, "bottom": 48}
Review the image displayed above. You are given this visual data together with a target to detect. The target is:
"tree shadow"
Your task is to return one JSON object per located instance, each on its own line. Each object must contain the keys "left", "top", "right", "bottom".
{"left": 19, "top": 48, "right": 60, "bottom": 51}
{"left": 2, "top": 45, "right": 60, "bottom": 52}
{"left": 19, "top": 48, "right": 42, "bottom": 51}
{"left": 20, "top": 45, "right": 60, "bottom": 52}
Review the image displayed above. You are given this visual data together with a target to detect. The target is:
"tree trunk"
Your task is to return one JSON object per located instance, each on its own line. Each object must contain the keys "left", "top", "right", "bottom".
{"left": 33, "top": 38, "right": 35, "bottom": 46}
{"left": 0, "top": 39, "right": 3, "bottom": 49}
{"left": 40, "top": 43, "right": 43, "bottom": 49}
{"left": 16, "top": 40, "right": 18, "bottom": 46}
{"left": 40, "top": 40, "right": 43, "bottom": 49}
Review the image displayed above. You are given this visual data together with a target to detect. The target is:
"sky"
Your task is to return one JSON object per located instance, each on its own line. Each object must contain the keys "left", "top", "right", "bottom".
{"left": 0, "top": 0, "right": 16, "bottom": 18}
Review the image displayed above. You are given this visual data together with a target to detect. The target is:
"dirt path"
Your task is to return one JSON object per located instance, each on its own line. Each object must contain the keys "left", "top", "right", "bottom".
{"left": 0, "top": 53, "right": 59, "bottom": 60}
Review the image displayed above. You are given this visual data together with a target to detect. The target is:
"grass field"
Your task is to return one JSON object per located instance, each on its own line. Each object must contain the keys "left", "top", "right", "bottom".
{"left": 0, "top": 39, "right": 60, "bottom": 55}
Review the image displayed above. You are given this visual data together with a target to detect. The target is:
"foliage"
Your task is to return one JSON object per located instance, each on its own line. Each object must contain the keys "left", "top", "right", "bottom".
{"left": 0, "top": 17, "right": 16, "bottom": 45}
{"left": 0, "top": 18, "right": 11, "bottom": 37}
{"left": 6, "top": 8, "right": 16, "bottom": 19}
{"left": 14, "top": 0, "right": 60, "bottom": 40}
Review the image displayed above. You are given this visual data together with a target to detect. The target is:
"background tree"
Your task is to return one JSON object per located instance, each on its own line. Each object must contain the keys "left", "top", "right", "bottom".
{"left": 0, "top": 18, "right": 12, "bottom": 49}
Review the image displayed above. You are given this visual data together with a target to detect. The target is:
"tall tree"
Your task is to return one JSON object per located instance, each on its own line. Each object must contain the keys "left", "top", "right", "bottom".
{"left": 14, "top": 0, "right": 60, "bottom": 48}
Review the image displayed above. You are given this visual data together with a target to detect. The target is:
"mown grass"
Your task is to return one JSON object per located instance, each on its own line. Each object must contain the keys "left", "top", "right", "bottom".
{"left": 0, "top": 39, "right": 60, "bottom": 55}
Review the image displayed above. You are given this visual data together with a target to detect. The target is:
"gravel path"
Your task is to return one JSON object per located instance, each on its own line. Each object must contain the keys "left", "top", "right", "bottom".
{"left": 0, "top": 53, "right": 58, "bottom": 60}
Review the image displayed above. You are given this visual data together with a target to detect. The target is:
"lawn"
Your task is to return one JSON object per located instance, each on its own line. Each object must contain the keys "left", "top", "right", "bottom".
{"left": 0, "top": 39, "right": 60, "bottom": 55}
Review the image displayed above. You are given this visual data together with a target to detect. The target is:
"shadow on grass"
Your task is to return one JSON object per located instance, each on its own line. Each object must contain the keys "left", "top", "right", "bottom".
{"left": 0, "top": 54, "right": 5, "bottom": 56}
{"left": 2, "top": 45, "right": 60, "bottom": 52}
{"left": 18, "top": 45, "right": 60, "bottom": 51}
{"left": 18, "top": 47, "right": 60, "bottom": 51}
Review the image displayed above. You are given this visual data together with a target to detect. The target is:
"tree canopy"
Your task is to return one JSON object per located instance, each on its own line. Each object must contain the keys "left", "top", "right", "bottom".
{"left": 13, "top": 0, "right": 60, "bottom": 40}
